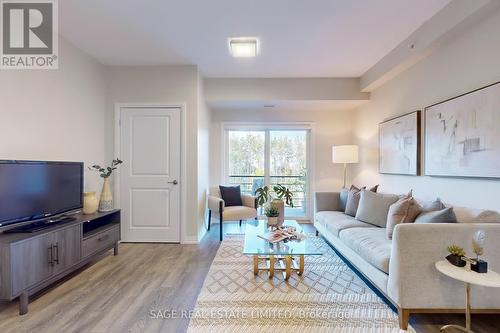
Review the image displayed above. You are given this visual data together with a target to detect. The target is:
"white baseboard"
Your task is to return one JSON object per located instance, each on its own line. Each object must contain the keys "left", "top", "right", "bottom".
{"left": 182, "top": 235, "right": 199, "bottom": 244}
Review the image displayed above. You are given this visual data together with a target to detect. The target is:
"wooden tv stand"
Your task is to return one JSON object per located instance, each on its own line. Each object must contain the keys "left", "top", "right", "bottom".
{"left": 0, "top": 210, "right": 120, "bottom": 315}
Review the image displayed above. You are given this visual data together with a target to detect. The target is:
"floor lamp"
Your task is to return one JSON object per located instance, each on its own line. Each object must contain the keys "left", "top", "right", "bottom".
{"left": 332, "top": 145, "right": 359, "bottom": 189}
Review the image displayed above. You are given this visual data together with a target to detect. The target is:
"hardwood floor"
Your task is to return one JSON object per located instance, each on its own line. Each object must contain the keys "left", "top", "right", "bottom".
{"left": 0, "top": 222, "right": 498, "bottom": 333}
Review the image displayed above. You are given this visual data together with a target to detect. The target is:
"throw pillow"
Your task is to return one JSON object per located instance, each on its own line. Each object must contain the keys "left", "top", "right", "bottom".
{"left": 386, "top": 197, "right": 411, "bottom": 240}
{"left": 344, "top": 185, "right": 379, "bottom": 217}
{"left": 421, "top": 198, "right": 445, "bottom": 212}
{"left": 339, "top": 188, "right": 349, "bottom": 212}
{"left": 219, "top": 185, "right": 243, "bottom": 207}
{"left": 386, "top": 191, "right": 422, "bottom": 239}
{"left": 355, "top": 190, "right": 399, "bottom": 227}
{"left": 414, "top": 207, "right": 457, "bottom": 224}
{"left": 344, "top": 185, "right": 364, "bottom": 217}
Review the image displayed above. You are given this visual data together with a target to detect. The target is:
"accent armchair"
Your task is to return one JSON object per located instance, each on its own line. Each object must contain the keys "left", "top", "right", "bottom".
{"left": 207, "top": 187, "right": 258, "bottom": 241}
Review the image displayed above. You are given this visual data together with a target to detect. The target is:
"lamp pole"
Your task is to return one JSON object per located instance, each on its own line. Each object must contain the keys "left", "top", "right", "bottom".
{"left": 343, "top": 163, "right": 347, "bottom": 189}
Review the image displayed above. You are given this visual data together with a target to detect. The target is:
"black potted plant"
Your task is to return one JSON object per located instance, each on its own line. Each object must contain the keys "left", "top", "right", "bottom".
{"left": 471, "top": 230, "right": 488, "bottom": 273}
{"left": 446, "top": 244, "right": 467, "bottom": 267}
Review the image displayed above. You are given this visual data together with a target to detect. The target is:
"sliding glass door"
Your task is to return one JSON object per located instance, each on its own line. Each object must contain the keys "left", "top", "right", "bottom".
{"left": 225, "top": 126, "right": 310, "bottom": 219}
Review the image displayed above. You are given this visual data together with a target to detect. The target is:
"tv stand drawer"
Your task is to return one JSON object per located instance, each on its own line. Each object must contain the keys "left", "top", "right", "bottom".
{"left": 82, "top": 225, "right": 119, "bottom": 258}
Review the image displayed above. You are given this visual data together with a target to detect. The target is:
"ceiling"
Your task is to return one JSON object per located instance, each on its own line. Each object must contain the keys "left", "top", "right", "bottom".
{"left": 60, "top": 0, "right": 451, "bottom": 78}
{"left": 209, "top": 100, "right": 369, "bottom": 112}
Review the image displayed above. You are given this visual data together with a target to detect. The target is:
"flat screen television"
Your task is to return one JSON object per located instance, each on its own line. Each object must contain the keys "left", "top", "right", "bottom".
{"left": 0, "top": 160, "right": 83, "bottom": 228}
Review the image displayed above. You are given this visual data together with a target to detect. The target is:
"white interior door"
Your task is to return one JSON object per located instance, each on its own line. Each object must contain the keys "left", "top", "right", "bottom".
{"left": 119, "top": 107, "right": 181, "bottom": 242}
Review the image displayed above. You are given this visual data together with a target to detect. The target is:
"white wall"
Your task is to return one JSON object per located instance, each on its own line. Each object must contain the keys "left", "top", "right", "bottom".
{"left": 0, "top": 37, "right": 106, "bottom": 192}
{"left": 210, "top": 108, "right": 355, "bottom": 218}
{"left": 197, "top": 73, "right": 211, "bottom": 240}
{"left": 104, "top": 65, "right": 203, "bottom": 241}
{"left": 352, "top": 9, "right": 500, "bottom": 210}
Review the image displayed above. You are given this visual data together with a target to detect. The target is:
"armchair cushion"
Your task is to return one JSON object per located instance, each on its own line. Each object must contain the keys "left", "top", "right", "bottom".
{"left": 219, "top": 185, "right": 243, "bottom": 207}
{"left": 223, "top": 206, "right": 257, "bottom": 221}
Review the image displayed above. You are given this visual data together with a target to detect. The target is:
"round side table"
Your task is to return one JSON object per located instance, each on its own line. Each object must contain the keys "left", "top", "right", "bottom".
{"left": 435, "top": 260, "right": 500, "bottom": 333}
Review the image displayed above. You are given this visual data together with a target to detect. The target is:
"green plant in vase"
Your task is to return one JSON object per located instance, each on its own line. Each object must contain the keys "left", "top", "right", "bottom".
{"left": 89, "top": 158, "right": 123, "bottom": 212}
{"left": 273, "top": 184, "right": 294, "bottom": 207}
{"left": 255, "top": 184, "right": 294, "bottom": 227}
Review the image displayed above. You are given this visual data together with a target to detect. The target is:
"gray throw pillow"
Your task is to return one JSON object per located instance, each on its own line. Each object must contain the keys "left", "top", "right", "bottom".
{"left": 421, "top": 198, "right": 445, "bottom": 212}
{"left": 414, "top": 207, "right": 457, "bottom": 223}
{"left": 355, "top": 190, "right": 399, "bottom": 227}
{"left": 339, "top": 188, "right": 349, "bottom": 211}
{"left": 344, "top": 185, "right": 364, "bottom": 217}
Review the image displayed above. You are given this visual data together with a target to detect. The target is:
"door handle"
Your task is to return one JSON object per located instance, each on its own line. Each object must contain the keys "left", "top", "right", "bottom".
{"left": 48, "top": 245, "right": 53, "bottom": 266}
{"left": 53, "top": 242, "right": 59, "bottom": 265}
{"left": 168, "top": 180, "right": 178, "bottom": 185}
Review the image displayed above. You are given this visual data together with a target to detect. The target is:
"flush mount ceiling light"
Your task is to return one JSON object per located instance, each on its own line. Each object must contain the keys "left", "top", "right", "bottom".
{"left": 229, "top": 37, "right": 259, "bottom": 58}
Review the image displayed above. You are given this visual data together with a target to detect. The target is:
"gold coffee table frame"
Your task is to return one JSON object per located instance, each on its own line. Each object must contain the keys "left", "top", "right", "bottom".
{"left": 253, "top": 254, "right": 305, "bottom": 280}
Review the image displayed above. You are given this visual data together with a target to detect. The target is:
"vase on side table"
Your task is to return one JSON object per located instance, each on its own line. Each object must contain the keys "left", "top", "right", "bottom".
{"left": 98, "top": 178, "right": 113, "bottom": 212}
{"left": 83, "top": 192, "right": 99, "bottom": 214}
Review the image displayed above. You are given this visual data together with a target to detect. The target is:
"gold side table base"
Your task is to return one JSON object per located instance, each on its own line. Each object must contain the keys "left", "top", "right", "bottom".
{"left": 440, "top": 324, "right": 472, "bottom": 333}
{"left": 440, "top": 282, "right": 474, "bottom": 333}
{"left": 253, "top": 254, "right": 304, "bottom": 280}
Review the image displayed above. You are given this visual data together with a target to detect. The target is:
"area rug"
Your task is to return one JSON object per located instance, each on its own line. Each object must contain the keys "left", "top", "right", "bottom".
{"left": 187, "top": 234, "right": 415, "bottom": 332}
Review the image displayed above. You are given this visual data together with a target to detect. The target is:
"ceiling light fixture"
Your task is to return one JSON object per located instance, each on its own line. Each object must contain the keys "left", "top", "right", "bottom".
{"left": 229, "top": 37, "right": 259, "bottom": 58}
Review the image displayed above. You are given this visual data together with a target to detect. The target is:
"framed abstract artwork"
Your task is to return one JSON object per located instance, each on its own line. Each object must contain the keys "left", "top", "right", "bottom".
{"left": 379, "top": 111, "right": 421, "bottom": 176}
{"left": 424, "top": 81, "right": 500, "bottom": 178}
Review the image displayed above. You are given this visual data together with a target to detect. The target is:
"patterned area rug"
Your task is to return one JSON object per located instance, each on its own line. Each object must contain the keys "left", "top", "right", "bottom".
{"left": 188, "top": 234, "right": 414, "bottom": 332}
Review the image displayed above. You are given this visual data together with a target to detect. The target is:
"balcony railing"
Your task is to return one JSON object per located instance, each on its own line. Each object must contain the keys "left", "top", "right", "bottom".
{"left": 227, "top": 175, "right": 307, "bottom": 217}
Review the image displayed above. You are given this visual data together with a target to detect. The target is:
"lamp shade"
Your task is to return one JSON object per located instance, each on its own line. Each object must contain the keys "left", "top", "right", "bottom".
{"left": 332, "top": 145, "right": 359, "bottom": 164}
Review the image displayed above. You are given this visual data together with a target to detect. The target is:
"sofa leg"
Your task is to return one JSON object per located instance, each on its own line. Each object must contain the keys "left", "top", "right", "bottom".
{"left": 239, "top": 219, "right": 242, "bottom": 226}
{"left": 315, "top": 230, "right": 319, "bottom": 236}
{"left": 398, "top": 308, "right": 409, "bottom": 330}
{"left": 207, "top": 210, "right": 211, "bottom": 231}
{"left": 219, "top": 211, "right": 223, "bottom": 241}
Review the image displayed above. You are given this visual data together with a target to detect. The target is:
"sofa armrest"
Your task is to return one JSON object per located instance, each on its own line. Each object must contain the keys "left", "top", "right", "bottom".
{"left": 208, "top": 195, "right": 224, "bottom": 213}
{"left": 314, "top": 192, "right": 342, "bottom": 213}
{"left": 388, "top": 223, "right": 500, "bottom": 309}
{"left": 241, "top": 194, "right": 257, "bottom": 209}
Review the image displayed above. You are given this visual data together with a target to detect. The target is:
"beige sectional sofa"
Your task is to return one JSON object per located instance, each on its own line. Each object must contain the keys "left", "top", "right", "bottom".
{"left": 314, "top": 191, "right": 500, "bottom": 330}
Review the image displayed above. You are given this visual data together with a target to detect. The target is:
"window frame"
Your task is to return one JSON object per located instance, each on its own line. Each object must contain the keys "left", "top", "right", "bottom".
{"left": 222, "top": 122, "right": 314, "bottom": 220}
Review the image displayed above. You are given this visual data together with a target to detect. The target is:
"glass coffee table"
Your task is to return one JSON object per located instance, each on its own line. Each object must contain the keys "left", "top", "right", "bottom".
{"left": 243, "top": 220, "right": 322, "bottom": 280}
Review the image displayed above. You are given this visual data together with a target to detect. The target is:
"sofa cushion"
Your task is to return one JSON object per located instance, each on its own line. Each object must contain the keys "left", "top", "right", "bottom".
{"left": 339, "top": 227, "right": 392, "bottom": 274}
{"left": 222, "top": 206, "right": 257, "bottom": 221}
{"left": 414, "top": 207, "right": 457, "bottom": 224}
{"left": 355, "top": 190, "right": 399, "bottom": 227}
{"left": 315, "top": 211, "right": 373, "bottom": 236}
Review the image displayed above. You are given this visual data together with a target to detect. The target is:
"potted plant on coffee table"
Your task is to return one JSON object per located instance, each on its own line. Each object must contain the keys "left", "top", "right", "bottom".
{"left": 265, "top": 204, "right": 280, "bottom": 229}
{"left": 255, "top": 184, "right": 294, "bottom": 227}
